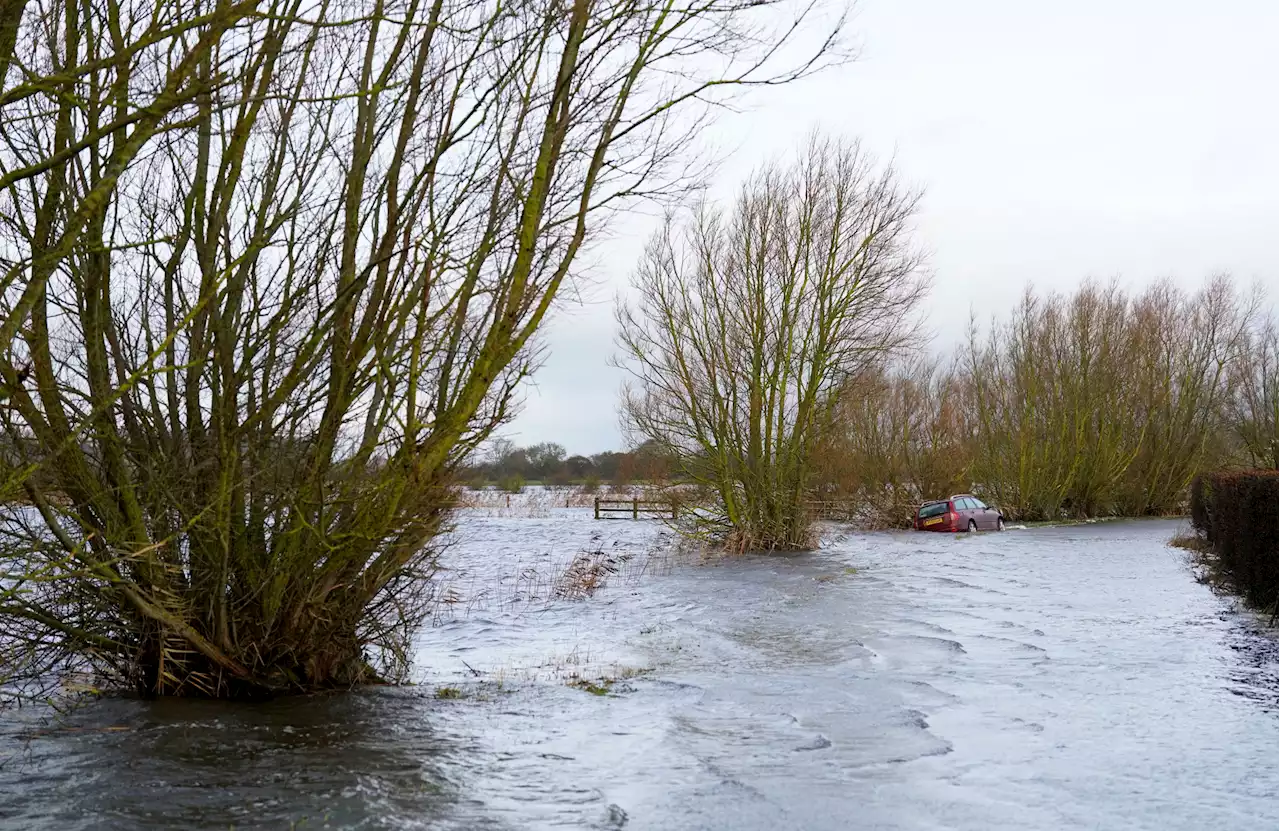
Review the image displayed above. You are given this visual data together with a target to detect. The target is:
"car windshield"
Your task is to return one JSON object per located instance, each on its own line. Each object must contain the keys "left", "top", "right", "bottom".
{"left": 918, "top": 502, "right": 949, "bottom": 518}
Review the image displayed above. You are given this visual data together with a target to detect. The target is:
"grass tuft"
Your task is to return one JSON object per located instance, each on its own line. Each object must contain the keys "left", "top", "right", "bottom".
{"left": 1168, "top": 531, "right": 1211, "bottom": 554}
{"left": 567, "top": 676, "right": 613, "bottom": 696}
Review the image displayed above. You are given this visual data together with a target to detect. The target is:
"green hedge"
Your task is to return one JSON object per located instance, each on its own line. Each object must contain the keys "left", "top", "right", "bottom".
{"left": 1189, "top": 470, "right": 1278, "bottom": 614}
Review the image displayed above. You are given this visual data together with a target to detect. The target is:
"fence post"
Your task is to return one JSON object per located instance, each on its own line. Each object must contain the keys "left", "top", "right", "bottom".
{"left": 594, "top": 497, "right": 600, "bottom": 520}
{"left": 632, "top": 498, "right": 639, "bottom": 519}
{"left": 671, "top": 498, "right": 678, "bottom": 520}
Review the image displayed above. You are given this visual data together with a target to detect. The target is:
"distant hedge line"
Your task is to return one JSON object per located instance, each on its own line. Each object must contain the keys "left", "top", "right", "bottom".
{"left": 1189, "top": 470, "right": 1278, "bottom": 615}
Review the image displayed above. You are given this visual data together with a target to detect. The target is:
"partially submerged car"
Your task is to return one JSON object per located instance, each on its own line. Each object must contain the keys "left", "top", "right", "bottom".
{"left": 915, "top": 494, "right": 1004, "bottom": 532}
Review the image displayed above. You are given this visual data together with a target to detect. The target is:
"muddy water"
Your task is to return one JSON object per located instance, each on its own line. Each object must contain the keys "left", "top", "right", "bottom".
{"left": 1, "top": 517, "right": 1275, "bottom": 830}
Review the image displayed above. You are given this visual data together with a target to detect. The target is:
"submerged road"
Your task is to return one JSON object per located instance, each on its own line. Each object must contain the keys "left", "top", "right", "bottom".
{"left": 2, "top": 517, "right": 1275, "bottom": 829}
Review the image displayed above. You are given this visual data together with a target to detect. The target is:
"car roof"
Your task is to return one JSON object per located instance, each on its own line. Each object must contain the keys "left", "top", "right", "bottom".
{"left": 921, "top": 494, "right": 970, "bottom": 504}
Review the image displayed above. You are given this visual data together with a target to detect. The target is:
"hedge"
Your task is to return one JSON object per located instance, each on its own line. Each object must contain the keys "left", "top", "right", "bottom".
{"left": 1189, "top": 470, "right": 1278, "bottom": 614}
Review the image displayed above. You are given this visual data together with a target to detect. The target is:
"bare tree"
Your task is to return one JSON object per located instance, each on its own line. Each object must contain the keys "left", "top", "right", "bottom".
{"left": 1230, "top": 312, "right": 1279, "bottom": 469}
{"left": 617, "top": 136, "right": 926, "bottom": 551}
{"left": 0, "top": 0, "right": 849, "bottom": 700}
{"left": 963, "top": 283, "right": 1148, "bottom": 518}
{"left": 1121, "top": 276, "right": 1260, "bottom": 513}
{"left": 0, "top": 0, "right": 265, "bottom": 360}
{"left": 813, "top": 356, "right": 969, "bottom": 527}
{"left": 960, "top": 275, "right": 1260, "bottom": 520}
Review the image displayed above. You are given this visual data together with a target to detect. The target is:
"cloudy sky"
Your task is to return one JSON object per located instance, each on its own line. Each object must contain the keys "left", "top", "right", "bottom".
{"left": 507, "top": 0, "right": 1279, "bottom": 456}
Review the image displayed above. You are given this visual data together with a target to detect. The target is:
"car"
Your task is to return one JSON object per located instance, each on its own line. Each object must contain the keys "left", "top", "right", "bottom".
{"left": 914, "top": 494, "right": 1005, "bottom": 533}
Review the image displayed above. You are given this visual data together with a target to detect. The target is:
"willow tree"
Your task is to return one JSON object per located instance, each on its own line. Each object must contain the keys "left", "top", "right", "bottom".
{"left": 813, "top": 357, "right": 969, "bottom": 526}
{"left": 617, "top": 137, "right": 925, "bottom": 551}
{"left": 1120, "top": 276, "right": 1260, "bottom": 514}
{"left": 961, "top": 276, "right": 1261, "bottom": 520}
{"left": 1229, "top": 313, "right": 1279, "bottom": 470}
{"left": 963, "top": 284, "right": 1148, "bottom": 518}
{"left": 0, "top": 0, "right": 847, "bottom": 700}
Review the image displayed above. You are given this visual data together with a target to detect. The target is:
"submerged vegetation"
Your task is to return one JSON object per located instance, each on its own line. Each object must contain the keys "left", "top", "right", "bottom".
{"left": 614, "top": 142, "right": 1276, "bottom": 545}
{"left": 814, "top": 276, "right": 1277, "bottom": 527}
{"left": 0, "top": 0, "right": 847, "bottom": 700}
{"left": 0, "top": 0, "right": 1272, "bottom": 708}
{"left": 567, "top": 676, "right": 614, "bottom": 696}
{"left": 617, "top": 137, "right": 926, "bottom": 551}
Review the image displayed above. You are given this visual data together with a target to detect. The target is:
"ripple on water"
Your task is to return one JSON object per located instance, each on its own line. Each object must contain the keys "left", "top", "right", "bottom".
{"left": 0, "top": 516, "right": 1275, "bottom": 831}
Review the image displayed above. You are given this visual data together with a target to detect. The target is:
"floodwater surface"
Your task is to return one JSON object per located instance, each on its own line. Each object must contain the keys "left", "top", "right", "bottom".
{"left": 1, "top": 515, "right": 1276, "bottom": 830}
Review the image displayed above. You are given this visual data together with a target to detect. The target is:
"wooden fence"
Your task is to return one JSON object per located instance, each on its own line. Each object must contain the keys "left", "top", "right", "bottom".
{"left": 591, "top": 496, "right": 868, "bottom": 522}
{"left": 593, "top": 497, "right": 679, "bottom": 520}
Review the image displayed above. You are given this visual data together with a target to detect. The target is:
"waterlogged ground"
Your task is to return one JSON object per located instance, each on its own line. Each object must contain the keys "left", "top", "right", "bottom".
{"left": 1, "top": 508, "right": 1276, "bottom": 830}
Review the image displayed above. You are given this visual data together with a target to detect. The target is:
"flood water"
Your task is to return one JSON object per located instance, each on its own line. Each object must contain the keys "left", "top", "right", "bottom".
{"left": 2, "top": 514, "right": 1276, "bottom": 830}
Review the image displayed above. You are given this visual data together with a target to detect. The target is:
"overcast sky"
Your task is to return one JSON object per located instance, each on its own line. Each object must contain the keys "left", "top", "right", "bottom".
{"left": 506, "top": 0, "right": 1279, "bottom": 457}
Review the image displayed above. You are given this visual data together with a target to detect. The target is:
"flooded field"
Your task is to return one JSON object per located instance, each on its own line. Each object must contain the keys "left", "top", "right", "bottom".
{"left": 2, "top": 510, "right": 1276, "bottom": 830}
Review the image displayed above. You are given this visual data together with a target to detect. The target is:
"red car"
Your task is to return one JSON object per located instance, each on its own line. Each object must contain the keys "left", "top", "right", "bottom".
{"left": 914, "top": 494, "right": 1005, "bottom": 532}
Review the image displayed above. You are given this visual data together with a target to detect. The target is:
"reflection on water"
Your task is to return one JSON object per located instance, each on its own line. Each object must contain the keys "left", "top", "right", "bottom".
{"left": 2, "top": 518, "right": 1276, "bottom": 830}
{"left": 2, "top": 691, "right": 473, "bottom": 830}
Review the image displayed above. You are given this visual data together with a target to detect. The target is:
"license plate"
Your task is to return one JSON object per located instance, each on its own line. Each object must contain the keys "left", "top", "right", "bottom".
{"left": 923, "top": 517, "right": 943, "bottom": 526}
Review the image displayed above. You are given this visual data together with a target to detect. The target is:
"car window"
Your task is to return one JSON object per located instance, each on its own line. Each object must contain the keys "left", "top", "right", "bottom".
{"left": 918, "top": 502, "right": 948, "bottom": 518}
{"left": 972, "top": 498, "right": 987, "bottom": 510}
{"left": 956, "top": 498, "right": 973, "bottom": 510}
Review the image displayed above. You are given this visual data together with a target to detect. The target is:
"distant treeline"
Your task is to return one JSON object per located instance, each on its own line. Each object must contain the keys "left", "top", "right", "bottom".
{"left": 456, "top": 439, "right": 674, "bottom": 490}
{"left": 458, "top": 278, "right": 1275, "bottom": 523}
{"left": 814, "top": 276, "right": 1278, "bottom": 523}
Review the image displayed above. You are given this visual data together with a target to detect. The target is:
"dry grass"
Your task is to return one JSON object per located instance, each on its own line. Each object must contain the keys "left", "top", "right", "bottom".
{"left": 564, "top": 662, "right": 657, "bottom": 695}
{"left": 553, "top": 549, "right": 630, "bottom": 599}
{"left": 452, "top": 488, "right": 589, "bottom": 516}
{"left": 462, "top": 641, "right": 653, "bottom": 687}
{"left": 1168, "top": 531, "right": 1211, "bottom": 554}
{"left": 410, "top": 526, "right": 693, "bottom": 696}
{"left": 1171, "top": 528, "right": 1244, "bottom": 610}
{"left": 420, "top": 537, "right": 689, "bottom": 627}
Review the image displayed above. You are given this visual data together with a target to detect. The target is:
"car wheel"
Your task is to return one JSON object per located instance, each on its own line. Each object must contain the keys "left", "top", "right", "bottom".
{"left": 997, "top": 517, "right": 1005, "bottom": 531}
{"left": 967, "top": 520, "right": 977, "bottom": 533}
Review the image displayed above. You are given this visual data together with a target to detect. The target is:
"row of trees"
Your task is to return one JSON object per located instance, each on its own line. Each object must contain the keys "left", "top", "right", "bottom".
{"left": 815, "top": 276, "right": 1277, "bottom": 526}
{"left": 616, "top": 140, "right": 1277, "bottom": 547}
{"left": 457, "top": 439, "right": 672, "bottom": 489}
